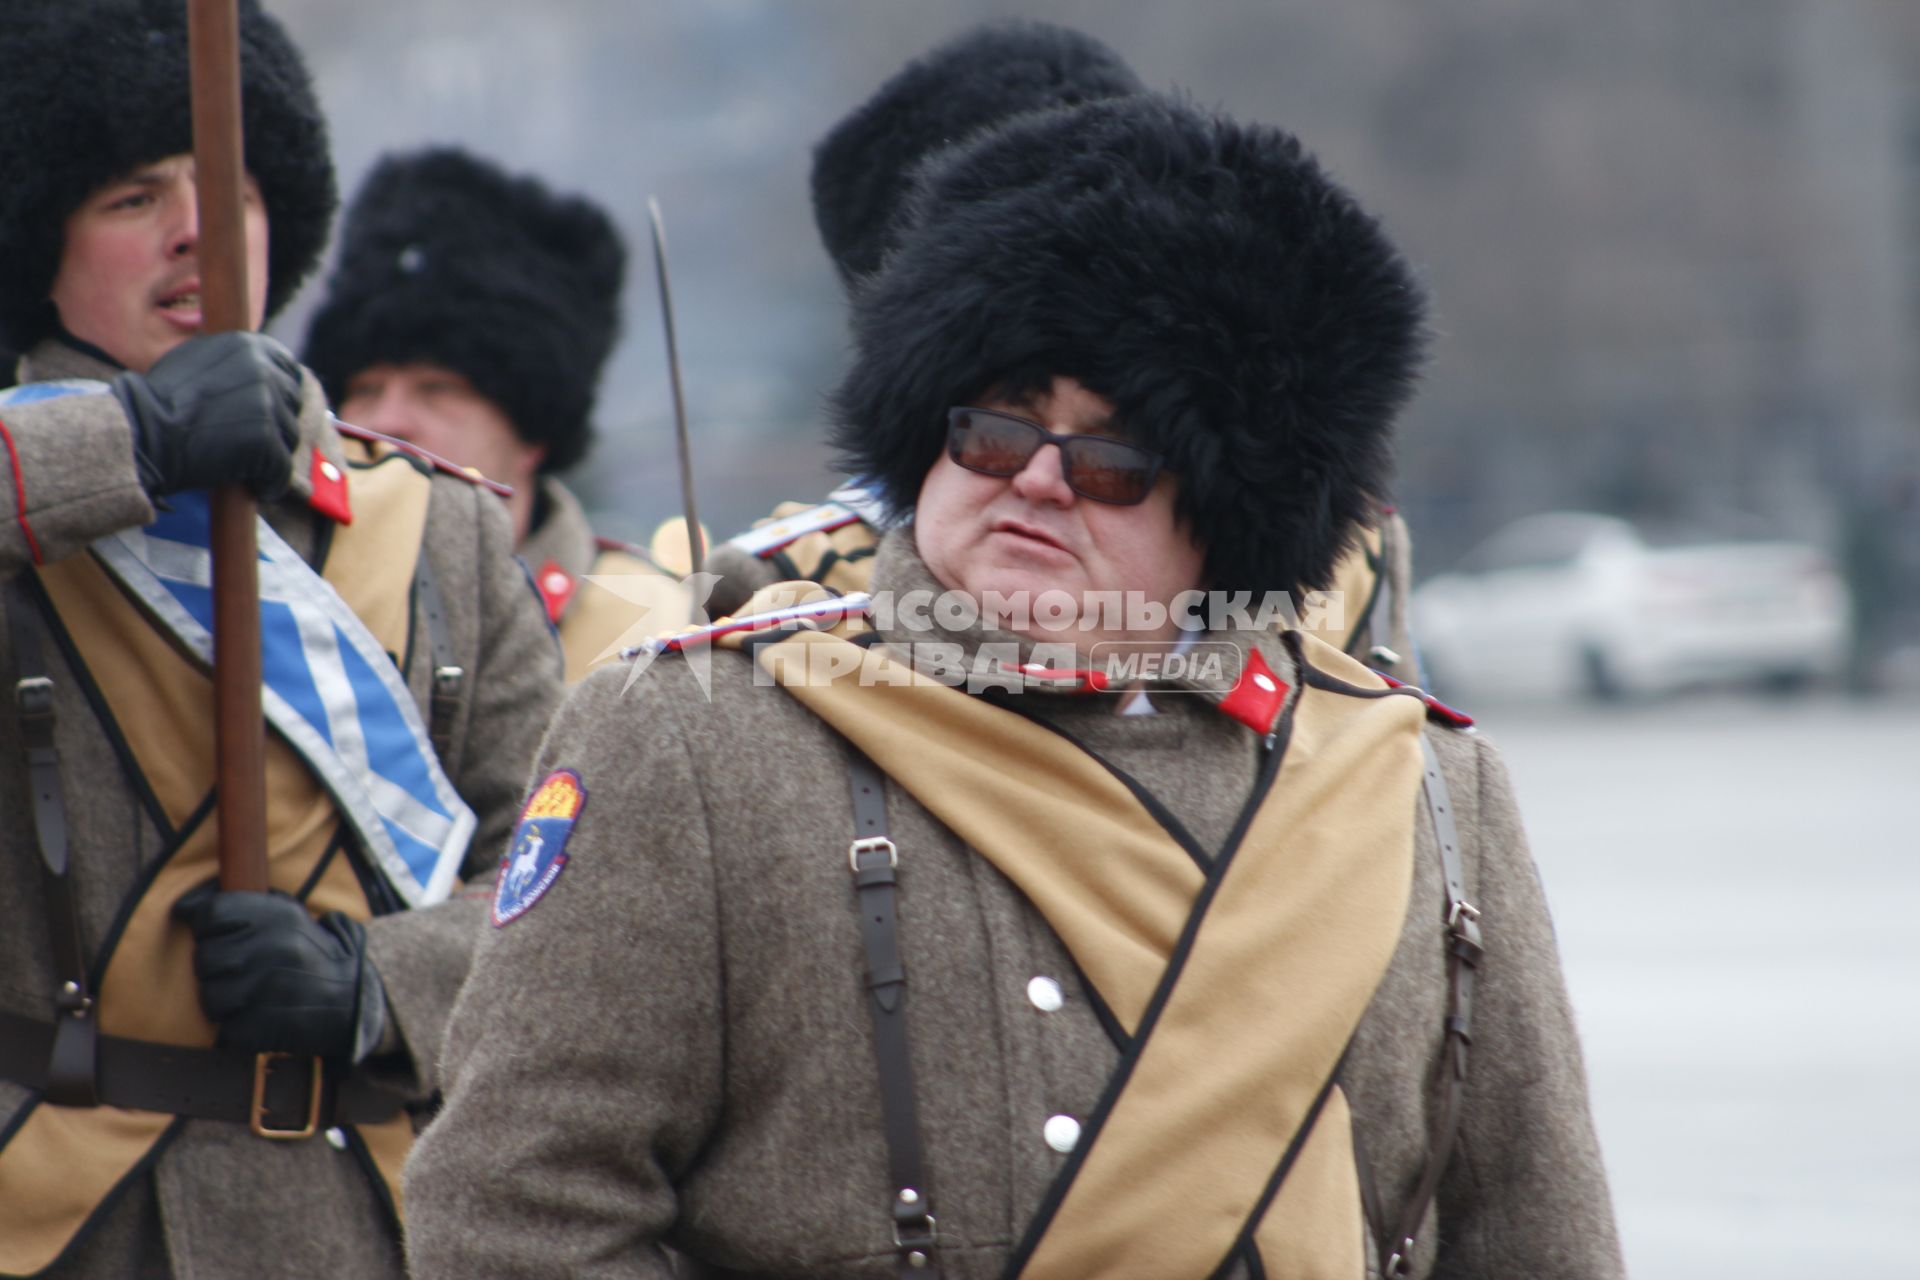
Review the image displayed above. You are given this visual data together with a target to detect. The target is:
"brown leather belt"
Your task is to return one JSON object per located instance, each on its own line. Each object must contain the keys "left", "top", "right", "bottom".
{"left": 0, "top": 1011, "right": 407, "bottom": 1136}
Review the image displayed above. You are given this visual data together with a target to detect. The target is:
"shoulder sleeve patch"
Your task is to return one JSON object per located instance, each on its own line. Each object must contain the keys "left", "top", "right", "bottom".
{"left": 492, "top": 769, "right": 587, "bottom": 925}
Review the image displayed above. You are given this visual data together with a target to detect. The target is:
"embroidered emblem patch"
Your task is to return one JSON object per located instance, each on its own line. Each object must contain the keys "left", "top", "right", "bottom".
{"left": 492, "top": 769, "right": 587, "bottom": 926}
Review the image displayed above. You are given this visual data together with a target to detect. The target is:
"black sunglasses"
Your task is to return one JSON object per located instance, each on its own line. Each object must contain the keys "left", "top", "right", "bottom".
{"left": 945, "top": 407, "right": 1165, "bottom": 506}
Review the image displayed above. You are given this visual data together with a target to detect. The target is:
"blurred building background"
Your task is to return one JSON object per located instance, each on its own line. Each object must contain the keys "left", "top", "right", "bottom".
{"left": 272, "top": 1, "right": 1920, "bottom": 601}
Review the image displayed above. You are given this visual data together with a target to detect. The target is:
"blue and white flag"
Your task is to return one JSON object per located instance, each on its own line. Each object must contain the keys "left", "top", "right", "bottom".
{"left": 3, "top": 378, "right": 473, "bottom": 904}
{"left": 94, "top": 492, "right": 474, "bottom": 905}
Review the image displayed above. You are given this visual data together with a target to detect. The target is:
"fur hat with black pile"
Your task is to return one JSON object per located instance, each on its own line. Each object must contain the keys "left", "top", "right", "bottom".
{"left": 831, "top": 95, "right": 1427, "bottom": 599}
{"left": 0, "top": 0, "right": 335, "bottom": 353}
{"left": 810, "top": 21, "right": 1144, "bottom": 290}
{"left": 302, "top": 148, "right": 625, "bottom": 474}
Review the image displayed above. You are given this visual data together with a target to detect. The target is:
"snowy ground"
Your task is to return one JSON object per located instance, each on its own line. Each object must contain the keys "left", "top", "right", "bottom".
{"left": 1477, "top": 692, "right": 1920, "bottom": 1277}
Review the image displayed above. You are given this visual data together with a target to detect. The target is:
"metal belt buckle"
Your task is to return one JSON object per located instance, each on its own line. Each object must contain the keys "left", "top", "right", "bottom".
{"left": 251, "top": 1052, "right": 323, "bottom": 1140}
{"left": 849, "top": 836, "right": 898, "bottom": 873}
{"left": 13, "top": 675, "right": 53, "bottom": 716}
{"left": 1446, "top": 898, "right": 1485, "bottom": 962}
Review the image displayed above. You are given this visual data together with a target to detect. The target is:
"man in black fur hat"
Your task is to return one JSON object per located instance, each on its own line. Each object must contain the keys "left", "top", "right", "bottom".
{"left": 406, "top": 93, "right": 1621, "bottom": 1280}
{"left": 705, "top": 21, "right": 1425, "bottom": 683}
{"left": 0, "top": 4, "right": 562, "bottom": 1276}
{"left": 304, "top": 147, "right": 689, "bottom": 681}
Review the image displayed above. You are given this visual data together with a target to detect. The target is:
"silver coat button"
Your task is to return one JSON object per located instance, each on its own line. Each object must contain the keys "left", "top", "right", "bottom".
{"left": 324, "top": 1127, "right": 348, "bottom": 1151}
{"left": 1026, "top": 976, "right": 1064, "bottom": 1013}
{"left": 1043, "top": 1114, "right": 1081, "bottom": 1153}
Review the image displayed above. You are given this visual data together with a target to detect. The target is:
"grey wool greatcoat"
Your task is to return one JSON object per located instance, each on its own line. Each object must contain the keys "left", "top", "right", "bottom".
{"left": 0, "top": 340, "right": 564, "bottom": 1279}
{"left": 404, "top": 533, "right": 1624, "bottom": 1280}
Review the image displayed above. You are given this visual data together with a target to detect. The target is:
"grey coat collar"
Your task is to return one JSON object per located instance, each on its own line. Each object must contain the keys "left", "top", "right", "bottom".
{"left": 516, "top": 477, "right": 597, "bottom": 581}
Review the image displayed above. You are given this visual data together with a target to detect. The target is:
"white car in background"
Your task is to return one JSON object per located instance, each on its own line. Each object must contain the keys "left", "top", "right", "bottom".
{"left": 1413, "top": 512, "right": 1852, "bottom": 700}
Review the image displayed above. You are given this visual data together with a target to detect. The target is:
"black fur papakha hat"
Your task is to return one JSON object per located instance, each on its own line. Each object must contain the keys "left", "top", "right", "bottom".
{"left": 811, "top": 21, "right": 1144, "bottom": 289}
{"left": 0, "top": 0, "right": 335, "bottom": 352}
{"left": 832, "top": 95, "right": 1428, "bottom": 597}
{"left": 302, "top": 147, "right": 626, "bottom": 474}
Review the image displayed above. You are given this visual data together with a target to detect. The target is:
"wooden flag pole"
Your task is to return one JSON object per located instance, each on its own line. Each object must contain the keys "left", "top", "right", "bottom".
{"left": 187, "top": 0, "right": 268, "bottom": 892}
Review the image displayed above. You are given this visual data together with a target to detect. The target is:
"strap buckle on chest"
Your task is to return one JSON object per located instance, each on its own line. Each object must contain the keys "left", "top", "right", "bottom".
{"left": 431, "top": 664, "right": 466, "bottom": 754}
{"left": 849, "top": 835, "right": 898, "bottom": 873}
{"left": 250, "top": 1052, "right": 324, "bottom": 1140}
{"left": 1447, "top": 897, "right": 1483, "bottom": 957}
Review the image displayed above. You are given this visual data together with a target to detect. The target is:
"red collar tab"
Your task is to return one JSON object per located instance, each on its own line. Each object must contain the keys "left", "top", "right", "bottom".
{"left": 646, "top": 591, "right": 872, "bottom": 656}
{"left": 1218, "top": 648, "right": 1290, "bottom": 735}
{"left": 534, "top": 559, "right": 576, "bottom": 624}
{"left": 308, "top": 451, "right": 352, "bottom": 524}
{"left": 1014, "top": 663, "right": 1111, "bottom": 693}
{"left": 333, "top": 419, "right": 515, "bottom": 496}
{"left": 1377, "top": 672, "right": 1476, "bottom": 728}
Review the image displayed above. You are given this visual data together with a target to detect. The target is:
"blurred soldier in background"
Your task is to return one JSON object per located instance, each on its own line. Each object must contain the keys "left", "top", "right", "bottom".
{"left": 704, "top": 21, "right": 1425, "bottom": 684}
{"left": 0, "top": 3, "right": 561, "bottom": 1276}
{"left": 700, "top": 22, "right": 1141, "bottom": 619}
{"left": 404, "top": 90, "right": 1620, "bottom": 1280}
{"left": 305, "top": 147, "right": 690, "bottom": 682}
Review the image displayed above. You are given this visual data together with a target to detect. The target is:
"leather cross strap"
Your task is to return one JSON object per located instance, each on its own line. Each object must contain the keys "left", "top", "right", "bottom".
{"left": 1364, "top": 526, "right": 1399, "bottom": 669}
{"left": 0, "top": 1010, "right": 407, "bottom": 1130}
{"left": 5, "top": 576, "right": 98, "bottom": 1107}
{"left": 847, "top": 749, "right": 941, "bottom": 1277}
{"left": 1377, "top": 732, "right": 1483, "bottom": 1277}
{"left": 413, "top": 555, "right": 463, "bottom": 765}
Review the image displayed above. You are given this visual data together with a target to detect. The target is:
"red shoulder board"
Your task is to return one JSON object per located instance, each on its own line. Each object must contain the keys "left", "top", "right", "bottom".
{"left": 333, "top": 419, "right": 514, "bottom": 497}
{"left": 1377, "top": 672, "right": 1476, "bottom": 728}
{"left": 725, "top": 502, "right": 864, "bottom": 558}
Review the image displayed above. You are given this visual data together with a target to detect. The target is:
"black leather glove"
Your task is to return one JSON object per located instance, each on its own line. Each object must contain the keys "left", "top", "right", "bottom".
{"left": 173, "top": 885, "right": 388, "bottom": 1063}
{"left": 114, "top": 331, "right": 302, "bottom": 500}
